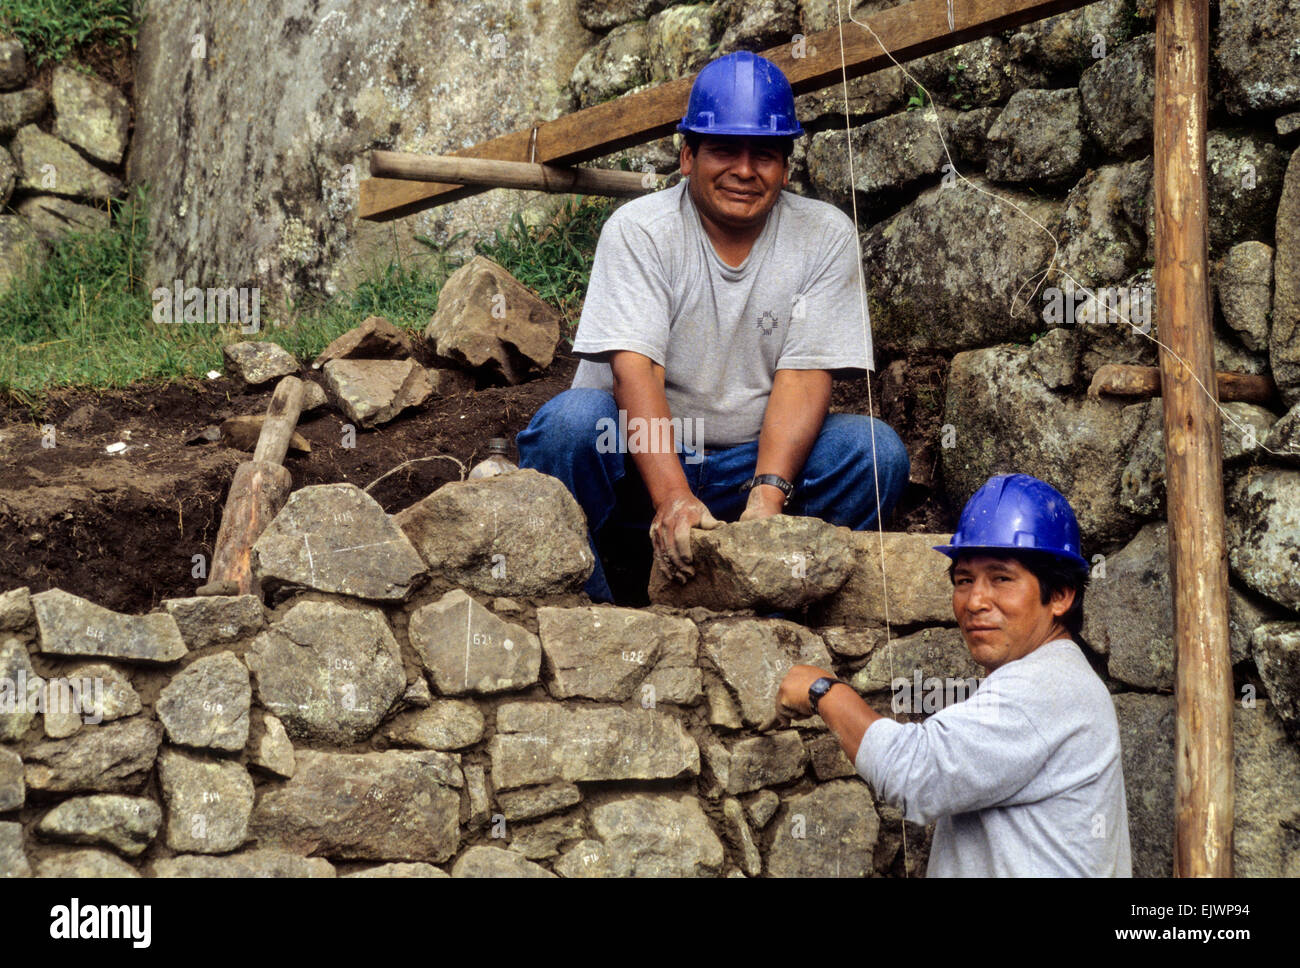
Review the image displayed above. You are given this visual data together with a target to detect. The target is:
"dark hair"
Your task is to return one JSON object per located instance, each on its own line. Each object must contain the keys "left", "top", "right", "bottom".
{"left": 682, "top": 131, "right": 794, "bottom": 161}
{"left": 947, "top": 551, "right": 1090, "bottom": 637}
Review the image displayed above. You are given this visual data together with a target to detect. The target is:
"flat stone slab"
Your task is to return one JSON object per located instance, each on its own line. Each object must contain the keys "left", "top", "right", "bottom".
{"left": 152, "top": 849, "right": 336, "bottom": 878}
{"left": 647, "top": 517, "right": 856, "bottom": 610}
{"left": 496, "top": 782, "right": 582, "bottom": 822}
{"left": 409, "top": 590, "right": 541, "bottom": 696}
{"left": 35, "top": 794, "right": 161, "bottom": 857}
{"left": 489, "top": 702, "right": 699, "bottom": 791}
{"left": 323, "top": 357, "right": 432, "bottom": 428}
{"left": 222, "top": 341, "right": 298, "bottom": 386}
{"left": 379, "top": 700, "right": 485, "bottom": 750}
{"left": 313, "top": 315, "right": 413, "bottom": 368}
{"left": 161, "top": 595, "right": 264, "bottom": 650}
{"left": 250, "top": 750, "right": 462, "bottom": 863}
{"left": 245, "top": 599, "right": 405, "bottom": 744}
{"left": 157, "top": 748, "right": 254, "bottom": 854}
{"left": 537, "top": 605, "right": 701, "bottom": 704}
{"left": 24, "top": 718, "right": 162, "bottom": 793}
{"left": 156, "top": 651, "right": 251, "bottom": 752}
{"left": 253, "top": 483, "right": 427, "bottom": 601}
{"left": 32, "top": 589, "right": 188, "bottom": 663}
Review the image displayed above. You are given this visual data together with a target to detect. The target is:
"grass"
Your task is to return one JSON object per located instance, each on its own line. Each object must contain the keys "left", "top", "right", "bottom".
{"left": 0, "top": 189, "right": 615, "bottom": 410}
{"left": 0, "top": 0, "right": 137, "bottom": 67}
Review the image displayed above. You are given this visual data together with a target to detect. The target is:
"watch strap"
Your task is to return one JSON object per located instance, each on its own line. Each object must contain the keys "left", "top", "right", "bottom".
{"left": 741, "top": 473, "right": 794, "bottom": 498}
{"left": 808, "top": 677, "right": 847, "bottom": 715}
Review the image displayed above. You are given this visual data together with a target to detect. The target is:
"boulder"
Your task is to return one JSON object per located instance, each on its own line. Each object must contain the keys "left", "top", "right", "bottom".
{"left": 1227, "top": 469, "right": 1300, "bottom": 612}
{"left": 985, "top": 88, "right": 1088, "bottom": 186}
{"left": 571, "top": 20, "right": 649, "bottom": 108}
{"left": 23, "top": 718, "right": 162, "bottom": 794}
{"left": 700, "top": 618, "right": 834, "bottom": 727}
{"left": 862, "top": 178, "right": 1061, "bottom": 353}
{"left": 489, "top": 701, "right": 699, "bottom": 790}
{"left": 252, "top": 483, "right": 427, "bottom": 601}
{"left": 1251, "top": 623, "right": 1300, "bottom": 731}
{"left": 555, "top": 794, "right": 725, "bottom": 877}
{"left": 704, "top": 730, "right": 808, "bottom": 795}
{"left": 807, "top": 109, "right": 947, "bottom": 215}
{"left": 10, "top": 124, "right": 123, "bottom": 199}
{"left": 409, "top": 590, "right": 542, "bottom": 696}
{"left": 157, "top": 748, "right": 255, "bottom": 854}
{"left": 161, "top": 594, "right": 264, "bottom": 650}
{"left": 1111, "top": 693, "right": 1174, "bottom": 877}
{"left": 1078, "top": 34, "right": 1154, "bottom": 156}
{"left": 426, "top": 256, "right": 562, "bottom": 384}
{"left": 646, "top": 516, "right": 855, "bottom": 611}
{"left": 395, "top": 470, "right": 594, "bottom": 596}
{"left": 0, "top": 586, "right": 32, "bottom": 634}
{"left": 313, "top": 316, "right": 413, "bottom": 368}
{"left": 1010, "top": 0, "right": 1133, "bottom": 72}
{"left": 1216, "top": 241, "right": 1274, "bottom": 353}
{"left": 51, "top": 65, "right": 131, "bottom": 165}
{"left": 0, "top": 89, "right": 46, "bottom": 137}
{"left": 1206, "top": 130, "right": 1287, "bottom": 256}
{"left": 156, "top": 651, "right": 252, "bottom": 752}
{"left": 14, "top": 195, "right": 109, "bottom": 243}
{"left": 32, "top": 589, "right": 187, "bottom": 663}
{"left": 1052, "top": 158, "right": 1151, "bottom": 290}
{"left": 322, "top": 358, "right": 433, "bottom": 428}
{"left": 35, "top": 795, "right": 161, "bottom": 857}
{"left": 811, "top": 531, "right": 955, "bottom": 628}
{"left": 221, "top": 341, "right": 298, "bottom": 386}
{"left": 716, "top": 0, "right": 798, "bottom": 54}
{"left": 452, "top": 845, "right": 556, "bottom": 877}
{"left": 909, "top": 35, "right": 1048, "bottom": 108}
{"left": 767, "top": 780, "right": 880, "bottom": 877}
{"left": 250, "top": 750, "right": 462, "bottom": 863}
{"left": 245, "top": 598, "right": 406, "bottom": 743}
{"left": 941, "top": 344, "right": 1140, "bottom": 549}
{"left": 537, "top": 604, "right": 701, "bottom": 704}
{"left": 1216, "top": 0, "right": 1300, "bottom": 115}
{"left": 646, "top": 4, "right": 724, "bottom": 83}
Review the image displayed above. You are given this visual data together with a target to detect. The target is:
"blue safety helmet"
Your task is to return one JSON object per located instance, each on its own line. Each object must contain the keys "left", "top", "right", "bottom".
{"left": 677, "top": 51, "right": 804, "bottom": 139}
{"left": 934, "top": 474, "right": 1089, "bottom": 571}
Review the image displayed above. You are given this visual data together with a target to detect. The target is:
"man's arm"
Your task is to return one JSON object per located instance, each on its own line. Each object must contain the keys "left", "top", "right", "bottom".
{"left": 610, "top": 350, "right": 719, "bottom": 581}
{"left": 741, "top": 368, "right": 831, "bottom": 520}
{"left": 776, "top": 664, "right": 883, "bottom": 760}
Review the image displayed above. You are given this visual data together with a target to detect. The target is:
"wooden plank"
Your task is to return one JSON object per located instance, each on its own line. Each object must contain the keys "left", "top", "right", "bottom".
{"left": 369, "top": 151, "right": 653, "bottom": 197}
{"left": 359, "top": 0, "right": 1093, "bottom": 221}
{"left": 1153, "top": 0, "right": 1233, "bottom": 877}
{"left": 1086, "top": 364, "right": 1276, "bottom": 404}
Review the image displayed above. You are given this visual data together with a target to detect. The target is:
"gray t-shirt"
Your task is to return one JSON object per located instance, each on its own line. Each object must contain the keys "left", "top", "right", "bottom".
{"left": 855, "top": 638, "right": 1132, "bottom": 877}
{"left": 570, "top": 180, "right": 874, "bottom": 449}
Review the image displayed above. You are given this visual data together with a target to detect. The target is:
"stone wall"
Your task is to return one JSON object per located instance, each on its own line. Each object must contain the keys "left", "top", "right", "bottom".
{"left": 1, "top": 470, "right": 1296, "bottom": 877}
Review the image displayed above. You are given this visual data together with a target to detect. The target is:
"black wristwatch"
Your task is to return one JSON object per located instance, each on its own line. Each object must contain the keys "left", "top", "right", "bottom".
{"left": 808, "top": 677, "right": 847, "bottom": 715}
{"left": 741, "top": 473, "right": 794, "bottom": 502}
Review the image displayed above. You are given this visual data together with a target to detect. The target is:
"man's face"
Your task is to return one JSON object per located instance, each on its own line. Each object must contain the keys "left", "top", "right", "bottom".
{"left": 680, "top": 136, "right": 789, "bottom": 233}
{"left": 951, "top": 555, "right": 1074, "bottom": 672}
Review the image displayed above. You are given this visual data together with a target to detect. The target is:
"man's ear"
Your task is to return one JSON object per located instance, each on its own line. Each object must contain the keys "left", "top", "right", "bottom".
{"left": 1050, "top": 585, "right": 1076, "bottom": 619}
{"left": 680, "top": 142, "right": 693, "bottom": 177}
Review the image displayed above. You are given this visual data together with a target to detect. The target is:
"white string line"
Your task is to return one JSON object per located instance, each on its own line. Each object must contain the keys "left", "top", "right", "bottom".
{"left": 835, "top": 0, "right": 908, "bottom": 878}
{"left": 836, "top": 5, "right": 1300, "bottom": 459}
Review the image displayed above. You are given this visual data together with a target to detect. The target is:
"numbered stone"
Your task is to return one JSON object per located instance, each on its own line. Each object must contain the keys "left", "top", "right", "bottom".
{"left": 250, "top": 750, "right": 462, "bottom": 863}
{"left": 322, "top": 358, "right": 433, "bottom": 428}
{"left": 767, "top": 781, "right": 880, "bottom": 878}
{"left": 252, "top": 483, "right": 427, "bottom": 601}
{"left": 245, "top": 599, "right": 405, "bottom": 743}
{"left": 156, "top": 651, "right": 251, "bottom": 752}
{"left": 537, "top": 605, "right": 701, "bottom": 703}
{"left": 451, "top": 845, "right": 555, "bottom": 878}
{"left": 24, "top": 718, "right": 162, "bottom": 794}
{"left": 409, "top": 590, "right": 541, "bottom": 696}
{"left": 162, "top": 594, "right": 264, "bottom": 650}
{"left": 35, "top": 794, "right": 161, "bottom": 857}
{"left": 489, "top": 702, "right": 698, "bottom": 790}
{"left": 31, "top": 588, "right": 188, "bottom": 663}
{"left": 157, "top": 748, "right": 254, "bottom": 854}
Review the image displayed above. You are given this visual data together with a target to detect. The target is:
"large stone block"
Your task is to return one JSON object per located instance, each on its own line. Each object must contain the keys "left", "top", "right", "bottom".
{"left": 554, "top": 794, "right": 725, "bottom": 877}
{"left": 32, "top": 589, "right": 187, "bottom": 663}
{"left": 157, "top": 651, "right": 251, "bottom": 752}
{"left": 767, "top": 781, "right": 880, "bottom": 877}
{"left": 811, "top": 532, "right": 955, "bottom": 628}
{"left": 24, "top": 718, "right": 162, "bottom": 794}
{"left": 157, "top": 748, "right": 254, "bottom": 854}
{"left": 700, "top": 619, "right": 833, "bottom": 728}
{"left": 409, "top": 590, "right": 541, "bottom": 696}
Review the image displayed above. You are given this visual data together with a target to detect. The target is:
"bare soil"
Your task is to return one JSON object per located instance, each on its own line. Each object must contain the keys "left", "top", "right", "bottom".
{"left": 0, "top": 344, "right": 952, "bottom": 614}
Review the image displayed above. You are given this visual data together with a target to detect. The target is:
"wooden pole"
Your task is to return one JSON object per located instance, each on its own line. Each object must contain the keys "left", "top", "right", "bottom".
{"left": 369, "top": 151, "right": 654, "bottom": 197}
{"left": 1087, "top": 364, "right": 1276, "bottom": 404}
{"left": 1154, "top": 0, "right": 1233, "bottom": 876}
{"left": 358, "top": 0, "right": 1093, "bottom": 220}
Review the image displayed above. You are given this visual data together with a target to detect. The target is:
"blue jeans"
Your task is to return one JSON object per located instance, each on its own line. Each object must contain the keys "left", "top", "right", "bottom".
{"left": 516, "top": 387, "right": 910, "bottom": 603}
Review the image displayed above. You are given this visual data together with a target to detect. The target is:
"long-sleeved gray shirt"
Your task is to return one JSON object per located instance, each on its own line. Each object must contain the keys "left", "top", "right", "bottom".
{"left": 855, "top": 638, "right": 1131, "bottom": 877}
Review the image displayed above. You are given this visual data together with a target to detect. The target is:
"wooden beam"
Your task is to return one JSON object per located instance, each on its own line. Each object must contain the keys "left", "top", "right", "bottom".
{"left": 1154, "top": 0, "right": 1233, "bottom": 877}
{"left": 359, "top": 0, "right": 1093, "bottom": 221}
{"left": 1087, "top": 364, "right": 1277, "bottom": 404}
{"left": 369, "top": 151, "right": 654, "bottom": 197}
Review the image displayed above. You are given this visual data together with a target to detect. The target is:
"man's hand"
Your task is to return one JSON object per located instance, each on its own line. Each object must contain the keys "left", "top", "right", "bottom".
{"left": 650, "top": 490, "right": 720, "bottom": 582}
{"left": 739, "top": 483, "right": 786, "bottom": 522}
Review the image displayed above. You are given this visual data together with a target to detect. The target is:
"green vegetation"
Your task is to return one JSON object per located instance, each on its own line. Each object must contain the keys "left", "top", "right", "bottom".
{"left": 0, "top": 190, "right": 615, "bottom": 409}
{"left": 905, "top": 85, "right": 929, "bottom": 111}
{"left": 0, "top": 0, "right": 136, "bottom": 67}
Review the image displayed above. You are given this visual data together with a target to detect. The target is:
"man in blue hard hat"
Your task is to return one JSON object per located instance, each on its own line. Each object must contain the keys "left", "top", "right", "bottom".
{"left": 776, "top": 474, "right": 1132, "bottom": 876}
{"left": 517, "top": 50, "right": 909, "bottom": 603}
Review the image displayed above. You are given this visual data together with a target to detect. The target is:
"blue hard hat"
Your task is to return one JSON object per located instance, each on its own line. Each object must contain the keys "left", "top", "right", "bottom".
{"left": 934, "top": 474, "right": 1089, "bottom": 571}
{"left": 677, "top": 51, "right": 804, "bottom": 139}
